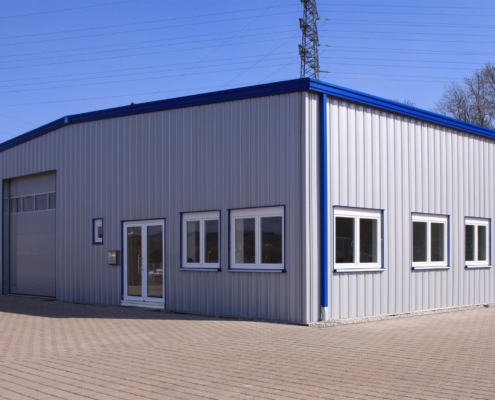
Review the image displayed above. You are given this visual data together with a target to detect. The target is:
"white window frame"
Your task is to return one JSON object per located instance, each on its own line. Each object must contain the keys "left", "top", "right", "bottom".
{"left": 465, "top": 218, "right": 491, "bottom": 268}
{"left": 230, "top": 206, "right": 284, "bottom": 271}
{"left": 411, "top": 213, "right": 449, "bottom": 269}
{"left": 333, "top": 207, "right": 382, "bottom": 271}
{"left": 182, "top": 211, "right": 220, "bottom": 270}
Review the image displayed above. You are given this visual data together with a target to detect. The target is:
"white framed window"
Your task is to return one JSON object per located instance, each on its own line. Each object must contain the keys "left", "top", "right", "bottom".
{"left": 465, "top": 218, "right": 490, "bottom": 267}
{"left": 230, "top": 206, "right": 284, "bottom": 271}
{"left": 93, "top": 218, "right": 103, "bottom": 244}
{"left": 334, "top": 207, "right": 382, "bottom": 271}
{"left": 182, "top": 211, "right": 220, "bottom": 269}
{"left": 412, "top": 214, "right": 449, "bottom": 268}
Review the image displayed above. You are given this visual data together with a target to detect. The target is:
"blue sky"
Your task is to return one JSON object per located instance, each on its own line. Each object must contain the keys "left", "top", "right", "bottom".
{"left": 1, "top": 0, "right": 494, "bottom": 143}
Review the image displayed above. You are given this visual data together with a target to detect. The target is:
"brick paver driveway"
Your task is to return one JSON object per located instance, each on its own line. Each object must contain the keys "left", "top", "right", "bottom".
{"left": 0, "top": 296, "right": 494, "bottom": 399}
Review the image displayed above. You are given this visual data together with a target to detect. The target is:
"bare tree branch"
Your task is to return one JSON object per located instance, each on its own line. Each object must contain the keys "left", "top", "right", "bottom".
{"left": 434, "top": 63, "right": 495, "bottom": 129}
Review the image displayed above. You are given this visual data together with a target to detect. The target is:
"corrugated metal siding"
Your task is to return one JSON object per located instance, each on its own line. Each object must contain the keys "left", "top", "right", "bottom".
{"left": 0, "top": 92, "right": 313, "bottom": 323}
{"left": 325, "top": 97, "right": 494, "bottom": 319}
{"left": 302, "top": 93, "right": 320, "bottom": 323}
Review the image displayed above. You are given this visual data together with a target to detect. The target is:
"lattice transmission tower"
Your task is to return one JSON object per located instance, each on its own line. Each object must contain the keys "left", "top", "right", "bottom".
{"left": 299, "top": 0, "right": 320, "bottom": 79}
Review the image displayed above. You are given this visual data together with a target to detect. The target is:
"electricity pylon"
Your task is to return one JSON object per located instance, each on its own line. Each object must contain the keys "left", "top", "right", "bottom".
{"left": 299, "top": 0, "right": 320, "bottom": 79}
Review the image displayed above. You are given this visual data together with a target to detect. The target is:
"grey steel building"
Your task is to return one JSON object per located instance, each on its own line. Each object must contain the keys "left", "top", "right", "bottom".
{"left": 1, "top": 78, "right": 494, "bottom": 324}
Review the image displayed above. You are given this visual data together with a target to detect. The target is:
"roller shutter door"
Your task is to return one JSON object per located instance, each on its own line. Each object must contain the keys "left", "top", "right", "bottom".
{"left": 10, "top": 173, "right": 56, "bottom": 297}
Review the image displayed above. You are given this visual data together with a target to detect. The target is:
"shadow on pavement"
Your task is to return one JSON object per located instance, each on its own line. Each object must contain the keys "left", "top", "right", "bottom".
{"left": 0, "top": 294, "right": 238, "bottom": 322}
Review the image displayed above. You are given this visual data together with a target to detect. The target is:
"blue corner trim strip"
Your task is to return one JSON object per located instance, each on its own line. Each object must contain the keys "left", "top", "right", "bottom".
{"left": 320, "top": 93, "right": 329, "bottom": 309}
{"left": 2, "top": 77, "right": 495, "bottom": 153}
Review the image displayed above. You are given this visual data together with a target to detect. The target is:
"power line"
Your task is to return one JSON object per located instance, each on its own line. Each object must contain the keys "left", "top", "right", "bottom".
{"left": 0, "top": 52, "right": 294, "bottom": 84}
{"left": 319, "top": 2, "right": 495, "bottom": 10}
{"left": 0, "top": 25, "right": 294, "bottom": 59}
{"left": 319, "top": 28, "right": 495, "bottom": 38}
{"left": 318, "top": 60, "right": 478, "bottom": 72}
{"left": 0, "top": 113, "right": 36, "bottom": 126}
{"left": 1, "top": 29, "right": 295, "bottom": 65}
{"left": 0, "top": 81, "right": 267, "bottom": 108}
{"left": 0, "top": 58, "right": 472, "bottom": 95}
{"left": 329, "top": 75, "right": 461, "bottom": 84}
{"left": 0, "top": 0, "right": 134, "bottom": 19}
{"left": 320, "top": 56, "right": 492, "bottom": 67}
{"left": 0, "top": 56, "right": 296, "bottom": 89}
{"left": 3, "top": 28, "right": 491, "bottom": 68}
{"left": 0, "top": 70, "right": 465, "bottom": 109}
{"left": 0, "top": 5, "right": 297, "bottom": 40}
{"left": 0, "top": 62, "right": 299, "bottom": 94}
{"left": 261, "top": 56, "right": 301, "bottom": 83}
{"left": 0, "top": 11, "right": 299, "bottom": 47}
{"left": 4, "top": 24, "right": 494, "bottom": 61}
{"left": 0, "top": 54, "right": 485, "bottom": 90}
{"left": 323, "top": 35, "right": 495, "bottom": 45}
{"left": 141, "top": 0, "right": 285, "bottom": 102}
{"left": 319, "top": 9, "right": 495, "bottom": 17}
{"left": 328, "top": 71, "right": 460, "bottom": 81}
{"left": 327, "top": 19, "right": 495, "bottom": 29}
{"left": 329, "top": 45, "right": 495, "bottom": 56}
{"left": 0, "top": 36, "right": 298, "bottom": 71}
{"left": 223, "top": 33, "right": 300, "bottom": 88}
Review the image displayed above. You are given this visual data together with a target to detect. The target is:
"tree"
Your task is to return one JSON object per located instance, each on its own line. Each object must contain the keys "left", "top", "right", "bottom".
{"left": 393, "top": 99, "right": 416, "bottom": 107}
{"left": 434, "top": 63, "right": 495, "bottom": 129}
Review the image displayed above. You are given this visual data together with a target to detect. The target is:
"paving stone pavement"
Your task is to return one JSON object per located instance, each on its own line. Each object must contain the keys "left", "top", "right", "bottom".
{"left": 0, "top": 296, "right": 494, "bottom": 399}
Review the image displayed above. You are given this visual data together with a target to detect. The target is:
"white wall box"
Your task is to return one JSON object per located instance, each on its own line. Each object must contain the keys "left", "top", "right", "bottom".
{"left": 1, "top": 78, "right": 495, "bottom": 323}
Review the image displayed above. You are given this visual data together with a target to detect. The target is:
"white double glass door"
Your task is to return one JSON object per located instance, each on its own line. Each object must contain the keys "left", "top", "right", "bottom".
{"left": 123, "top": 220, "right": 164, "bottom": 307}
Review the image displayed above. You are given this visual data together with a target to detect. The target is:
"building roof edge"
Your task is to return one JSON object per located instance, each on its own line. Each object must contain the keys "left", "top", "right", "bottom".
{"left": 1, "top": 77, "right": 494, "bottom": 152}
{"left": 308, "top": 79, "right": 495, "bottom": 140}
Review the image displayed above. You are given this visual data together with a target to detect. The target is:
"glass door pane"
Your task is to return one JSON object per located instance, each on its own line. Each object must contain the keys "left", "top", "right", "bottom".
{"left": 147, "top": 225, "right": 163, "bottom": 298}
{"left": 127, "top": 226, "right": 142, "bottom": 297}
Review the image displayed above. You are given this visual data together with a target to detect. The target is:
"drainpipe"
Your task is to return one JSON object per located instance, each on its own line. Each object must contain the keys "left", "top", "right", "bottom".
{"left": 320, "top": 93, "right": 329, "bottom": 321}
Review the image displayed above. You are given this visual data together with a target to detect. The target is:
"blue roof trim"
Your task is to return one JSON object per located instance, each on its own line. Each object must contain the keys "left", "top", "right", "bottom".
{"left": 308, "top": 79, "right": 495, "bottom": 140}
{"left": 0, "top": 118, "right": 67, "bottom": 151}
{"left": 0, "top": 79, "right": 311, "bottom": 153}
{"left": 2, "top": 77, "right": 495, "bottom": 152}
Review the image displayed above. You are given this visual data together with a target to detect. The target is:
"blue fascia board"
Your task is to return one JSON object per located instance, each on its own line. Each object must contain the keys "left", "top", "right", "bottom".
{"left": 0, "top": 78, "right": 311, "bottom": 153}
{"left": 0, "top": 118, "right": 67, "bottom": 152}
{"left": 2, "top": 77, "right": 495, "bottom": 153}
{"left": 71, "top": 78, "right": 310, "bottom": 125}
{"left": 308, "top": 79, "right": 495, "bottom": 140}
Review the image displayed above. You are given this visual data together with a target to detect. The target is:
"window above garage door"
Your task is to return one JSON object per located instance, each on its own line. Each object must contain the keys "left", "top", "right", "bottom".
{"left": 11, "top": 192, "right": 55, "bottom": 213}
